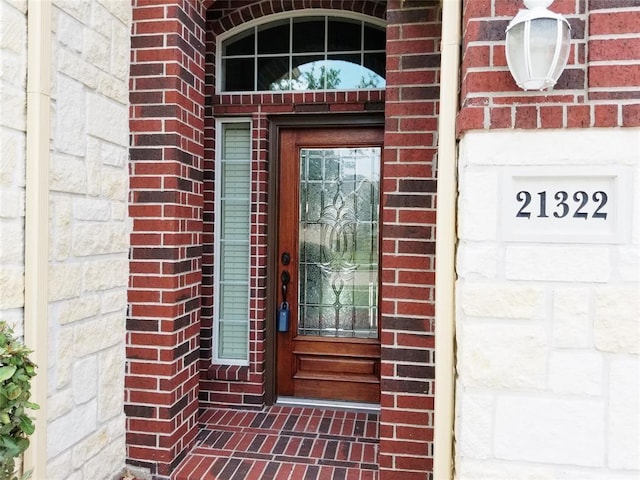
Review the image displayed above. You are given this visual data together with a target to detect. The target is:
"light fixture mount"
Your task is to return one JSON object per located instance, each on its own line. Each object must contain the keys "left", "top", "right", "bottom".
{"left": 505, "top": 0, "right": 571, "bottom": 91}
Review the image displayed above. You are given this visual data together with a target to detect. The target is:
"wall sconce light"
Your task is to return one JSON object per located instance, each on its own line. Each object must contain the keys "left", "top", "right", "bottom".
{"left": 505, "top": 0, "right": 571, "bottom": 91}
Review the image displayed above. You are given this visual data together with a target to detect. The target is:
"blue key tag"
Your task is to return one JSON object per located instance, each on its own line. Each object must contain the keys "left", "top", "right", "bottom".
{"left": 277, "top": 302, "right": 290, "bottom": 332}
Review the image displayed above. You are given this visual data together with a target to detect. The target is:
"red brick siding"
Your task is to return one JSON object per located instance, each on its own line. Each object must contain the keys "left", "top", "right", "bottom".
{"left": 458, "top": 0, "right": 640, "bottom": 134}
{"left": 379, "top": 2, "right": 440, "bottom": 479}
{"left": 129, "top": 1, "right": 440, "bottom": 479}
{"left": 127, "top": 0, "right": 207, "bottom": 477}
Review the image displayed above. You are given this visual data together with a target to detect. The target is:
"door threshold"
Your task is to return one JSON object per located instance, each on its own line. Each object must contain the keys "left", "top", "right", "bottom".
{"left": 276, "top": 396, "right": 380, "bottom": 413}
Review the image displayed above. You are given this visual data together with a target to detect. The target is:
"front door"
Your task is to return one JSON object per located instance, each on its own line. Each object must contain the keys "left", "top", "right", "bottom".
{"left": 276, "top": 127, "right": 383, "bottom": 404}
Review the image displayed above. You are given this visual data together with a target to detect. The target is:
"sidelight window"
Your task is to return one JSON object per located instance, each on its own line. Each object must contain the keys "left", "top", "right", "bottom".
{"left": 214, "top": 120, "right": 252, "bottom": 364}
{"left": 219, "top": 13, "right": 386, "bottom": 92}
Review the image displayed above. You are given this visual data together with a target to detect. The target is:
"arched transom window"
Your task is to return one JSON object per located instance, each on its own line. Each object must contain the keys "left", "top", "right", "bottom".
{"left": 219, "top": 14, "right": 386, "bottom": 92}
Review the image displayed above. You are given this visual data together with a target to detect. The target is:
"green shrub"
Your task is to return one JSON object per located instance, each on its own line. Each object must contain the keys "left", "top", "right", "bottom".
{"left": 0, "top": 322, "right": 38, "bottom": 480}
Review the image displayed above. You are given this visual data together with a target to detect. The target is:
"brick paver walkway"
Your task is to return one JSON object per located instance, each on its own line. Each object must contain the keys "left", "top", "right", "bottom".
{"left": 173, "top": 405, "right": 379, "bottom": 480}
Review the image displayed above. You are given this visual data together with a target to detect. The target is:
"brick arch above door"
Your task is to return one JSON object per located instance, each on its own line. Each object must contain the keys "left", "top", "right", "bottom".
{"left": 206, "top": 0, "right": 387, "bottom": 37}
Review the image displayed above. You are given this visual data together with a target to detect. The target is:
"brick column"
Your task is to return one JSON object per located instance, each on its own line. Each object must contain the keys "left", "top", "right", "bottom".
{"left": 379, "top": 1, "right": 441, "bottom": 479}
{"left": 127, "top": 1, "right": 207, "bottom": 477}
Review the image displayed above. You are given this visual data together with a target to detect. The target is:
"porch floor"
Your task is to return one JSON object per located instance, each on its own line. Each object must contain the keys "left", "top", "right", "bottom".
{"left": 172, "top": 405, "right": 379, "bottom": 480}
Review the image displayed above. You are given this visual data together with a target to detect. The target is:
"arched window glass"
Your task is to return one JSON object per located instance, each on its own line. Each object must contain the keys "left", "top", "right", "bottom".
{"left": 220, "top": 15, "right": 386, "bottom": 92}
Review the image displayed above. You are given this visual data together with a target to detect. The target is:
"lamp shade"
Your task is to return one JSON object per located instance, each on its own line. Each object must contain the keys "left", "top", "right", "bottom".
{"left": 505, "top": 7, "right": 571, "bottom": 90}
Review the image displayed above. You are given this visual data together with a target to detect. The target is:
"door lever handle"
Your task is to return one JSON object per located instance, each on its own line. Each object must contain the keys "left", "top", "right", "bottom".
{"left": 281, "top": 270, "right": 290, "bottom": 303}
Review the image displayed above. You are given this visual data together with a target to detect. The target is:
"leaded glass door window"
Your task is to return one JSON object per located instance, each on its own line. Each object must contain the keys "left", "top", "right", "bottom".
{"left": 298, "top": 147, "right": 379, "bottom": 338}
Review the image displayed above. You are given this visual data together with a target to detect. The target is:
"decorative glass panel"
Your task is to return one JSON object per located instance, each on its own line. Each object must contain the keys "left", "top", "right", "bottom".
{"left": 298, "top": 147, "right": 380, "bottom": 338}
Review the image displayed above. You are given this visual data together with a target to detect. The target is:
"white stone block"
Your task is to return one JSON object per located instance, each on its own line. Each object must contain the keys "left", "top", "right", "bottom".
{"left": 73, "top": 312, "right": 124, "bottom": 357}
{"left": 101, "top": 289, "right": 126, "bottom": 314}
{"left": 495, "top": 396, "right": 605, "bottom": 467}
{"left": 0, "top": 220, "right": 23, "bottom": 263}
{"left": 51, "top": 193, "right": 73, "bottom": 261}
{"left": 505, "top": 246, "right": 610, "bottom": 283}
{"left": 0, "top": 1, "right": 26, "bottom": 55}
{"left": 50, "top": 154, "right": 87, "bottom": 194}
{"left": 46, "top": 450, "right": 73, "bottom": 480}
{"left": 72, "top": 223, "right": 128, "bottom": 256}
{"left": 71, "top": 424, "right": 108, "bottom": 469}
{"left": 0, "top": 266, "right": 23, "bottom": 308}
{"left": 98, "top": 345, "right": 125, "bottom": 421}
{"left": 0, "top": 190, "right": 24, "bottom": 218}
{"left": 594, "top": 287, "right": 640, "bottom": 354}
{"left": 456, "top": 243, "right": 498, "bottom": 279}
{"left": 457, "top": 458, "right": 640, "bottom": 480}
{"left": 616, "top": 245, "right": 640, "bottom": 282}
{"left": 83, "top": 28, "right": 110, "bottom": 72}
{"left": 460, "top": 282, "right": 545, "bottom": 320}
{"left": 49, "top": 262, "right": 82, "bottom": 301}
{"left": 82, "top": 435, "right": 125, "bottom": 480}
{"left": 460, "top": 129, "right": 640, "bottom": 167}
{"left": 0, "top": 128, "right": 26, "bottom": 186}
{"left": 73, "top": 197, "right": 110, "bottom": 221}
{"left": 53, "top": 324, "right": 75, "bottom": 389}
{"left": 96, "top": 69, "right": 129, "bottom": 104}
{"left": 57, "top": 10, "right": 83, "bottom": 53}
{"left": 0, "top": 83, "right": 26, "bottom": 131}
{"left": 83, "top": 257, "right": 128, "bottom": 292}
{"left": 72, "top": 355, "right": 98, "bottom": 404}
{"left": 455, "top": 389, "right": 494, "bottom": 459}
{"left": 55, "top": 0, "right": 92, "bottom": 24}
{"left": 552, "top": 288, "right": 591, "bottom": 348}
{"left": 57, "top": 295, "right": 101, "bottom": 325}
{"left": 458, "top": 167, "right": 498, "bottom": 241}
{"left": 86, "top": 91, "right": 127, "bottom": 145}
{"left": 111, "top": 18, "right": 130, "bottom": 80}
{"left": 456, "top": 458, "right": 556, "bottom": 480}
{"left": 457, "top": 323, "right": 547, "bottom": 390}
{"left": 101, "top": 166, "right": 128, "bottom": 200}
{"left": 55, "top": 75, "right": 86, "bottom": 156}
{"left": 608, "top": 356, "right": 640, "bottom": 470}
{"left": 549, "top": 350, "right": 603, "bottom": 396}
{"left": 47, "top": 388, "right": 74, "bottom": 422}
{"left": 47, "top": 399, "right": 97, "bottom": 459}
{"left": 111, "top": 201, "right": 127, "bottom": 221}
{"left": 89, "top": 1, "right": 114, "bottom": 38}
{"left": 100, "top": 0, "right": 132, "bottom": 24}
{"left": 58, "top": 47, "right": 100, "bottom": 91}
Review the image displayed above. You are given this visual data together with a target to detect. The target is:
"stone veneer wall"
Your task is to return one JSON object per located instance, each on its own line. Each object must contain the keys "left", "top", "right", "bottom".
{"left": 0, "top": 0, "right": 130, "bottom": 478}
{"left": 455, "top": 128, "right": 639, "bottom": 479}
{"left": 46, "top": 1, "right": 131, "bottom": 477}
{"left": 455, "top": 2, "right": 639, "bottom": 476}
{"left": 0, "top": 1, "right": 26, "bottom": 331}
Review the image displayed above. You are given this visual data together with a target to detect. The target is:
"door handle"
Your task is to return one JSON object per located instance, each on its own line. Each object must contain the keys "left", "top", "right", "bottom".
{"left": 278, "top": 270, "right": 291, "bottom": 332}
{"left": 281, "top": 270, "right": 290, "bottom": 303}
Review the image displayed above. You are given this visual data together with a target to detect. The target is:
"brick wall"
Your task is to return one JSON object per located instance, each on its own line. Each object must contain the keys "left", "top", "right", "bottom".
{"left": 128, "top": 1, "right": 442, "bottom": 478}
{"left": 198, "top": 0, "right": 387, "bottom": 408}
{"left": 458, "top": 0, "right": 640, "bottom": 133}
{"left": 378, "top": 1, "right": 440, "bottom": 479}
{"left": 127, "top": 1, "right": 207, "bottom": 477}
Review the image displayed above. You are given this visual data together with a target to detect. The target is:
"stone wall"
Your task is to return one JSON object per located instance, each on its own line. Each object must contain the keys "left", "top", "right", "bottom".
{"left": 0, "top": 0, "right": 27, "bottom": 330}
{"left": 455, "top": 128, "right": 639, "bottom": 478}
{"left": 0, "top": 0, "right": 130, "bottom": 478}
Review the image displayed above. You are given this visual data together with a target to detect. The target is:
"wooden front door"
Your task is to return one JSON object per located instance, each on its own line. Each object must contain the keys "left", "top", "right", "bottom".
{"left": 276, "top": 127, "right": 382, "bottom": 404}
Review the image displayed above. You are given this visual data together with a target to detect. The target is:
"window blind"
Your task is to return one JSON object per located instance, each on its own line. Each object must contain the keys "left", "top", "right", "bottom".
{"left": 215, "top": 122, "right": 251, "bottom": 363}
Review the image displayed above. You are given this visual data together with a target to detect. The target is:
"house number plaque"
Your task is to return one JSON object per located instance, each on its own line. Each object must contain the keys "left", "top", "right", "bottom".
{"left": 502, "top": 167, "right": 630, "bottom": 244}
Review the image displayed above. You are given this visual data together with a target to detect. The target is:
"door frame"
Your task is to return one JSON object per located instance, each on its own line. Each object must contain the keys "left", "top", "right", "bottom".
{"left": 265, "top": 114, "right": 384, "bottom": 405}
